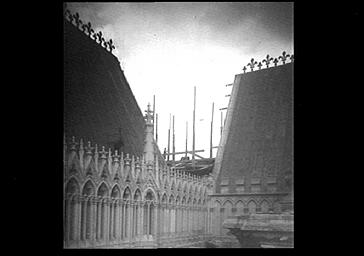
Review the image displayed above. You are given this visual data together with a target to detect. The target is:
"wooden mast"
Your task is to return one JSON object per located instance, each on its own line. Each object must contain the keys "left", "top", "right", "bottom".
{"left": 167, "top": 113, "right": 171, "bottom": 161}
{"left": 220, "top": 111, "right": 223, "bottom": 136}
{"left": 153, "top": 95, "right": 155, "bottom": 138}
{"left": 192, "top": 86, "right": 196, "bottom": 168}
{"left": 185, "top": 121, "right": 188, "bottom": 158}
{"left": 172, "top": 115, "right": 175, "bottom": 161}
{"left": 156, "top": 113, "right": 158, "bottom": 144}
{"left": 210, "top": 102, "right": 214, "bottom": 158}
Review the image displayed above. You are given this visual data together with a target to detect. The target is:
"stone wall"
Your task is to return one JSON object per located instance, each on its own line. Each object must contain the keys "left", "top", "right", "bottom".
{"left": 214, "top": 63, "right": 293, "bottom": 194}
{"left": 64, "top": 19, "right": 145, "bottom": 156}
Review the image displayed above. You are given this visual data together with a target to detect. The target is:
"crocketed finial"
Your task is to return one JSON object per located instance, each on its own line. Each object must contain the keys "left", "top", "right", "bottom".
{"left": 73, "top": 12, "right": 83, "bottom": 29}
{"left": 247, "top": 58, "right": 257, "bottom": 71}
{"left": 273, "top": 58, "right": 279, "bottom": 67}
{"left": 257, "top": 62, "right": 262, "bottom": 70}
{"left": 65, "top": 9, "right": 116, "bottom": 56}
{"left": 290, "top": 54, "right": 294, "bottom": 62}
{"left": 262, "top": 54, "right": 273, "bottom": 68}
{"left": 95, "top": 31, "right": 103, "bottom": 44}
{"left": 279, "top": 51, "right": 290, "bottom": 65}
{"left": 106, "top": 39, "right": 115, "bottom": 53}
{"left": 145, "top": 103, "right": 153, "bottom": 124}
{"left": 82, "top": 22, "right": 94, "bottom": 37}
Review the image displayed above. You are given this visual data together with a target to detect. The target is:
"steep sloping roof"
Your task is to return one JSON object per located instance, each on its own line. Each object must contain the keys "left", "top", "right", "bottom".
{"left": 213, "top": 63, "right": 293, "bottom": 193}
{"left": 64, "top": 19, "right": 145, "bottom": 157}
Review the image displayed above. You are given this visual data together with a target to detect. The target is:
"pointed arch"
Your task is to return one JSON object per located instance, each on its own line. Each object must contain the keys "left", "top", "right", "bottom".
{"left": 260, "top": 199, "right": 270, "bottom": 213}
{"left": 110, "top": 184, "right": 121, "bottom": 198}
{"left": 143, "top": 188, "right": 157, "bottom": 201}
{"left": 169, "top": 194, "right": 175, "bottom": 204}
{"left": 81, "top": 179, "right": 95, "bottom": 196}
{"left": 247, "top": 200, "right": 257, "bottom": 213}
{"left": 236, "top": 200, "right": 245, "bottom": 215}
{"left": 97, "top": 182, "right": 109, "bottom": 197}
{"left": 143, "top": 189, "right": 156, "bottom": 236}
{"left": 161, "top": 193, "right": 167, "bottom": 203}
{"left": 132, "top": 188, "right": 142, "bottom": 238}
{"left": 122, "top": 186, "right": 132, "bottom": 200}
{"left": 133, "top": 188, "right": 142, "bottom": 200}
{"left": 65, "top": 177, "right": 80, "bottom": 195}
{"left": 68, "top": 155, "right": 82, "bottom": 175}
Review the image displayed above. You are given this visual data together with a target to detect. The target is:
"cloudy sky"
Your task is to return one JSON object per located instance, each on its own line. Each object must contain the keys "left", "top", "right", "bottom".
{"left": 67, "top": 2, "right": 293, "bottom": 158}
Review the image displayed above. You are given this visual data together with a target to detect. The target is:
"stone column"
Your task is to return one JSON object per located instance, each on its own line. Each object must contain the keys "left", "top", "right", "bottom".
{"left": 65, "top": 199, "right": 70, "bottom": 245}
{"left": 121, "top": 201, "right": 125, "bottom": 240}
{"left": 138, "top": 201, "right": 143, "bottom": 237}
{"left": 75, "top": 196, "right": 81, "bottom": 245}
{"left": 91, "top": 198, "right": 96, "bottom": 245}
{"left": 181, "top": 206, "right": 184, "bottom": 234}
{"left": 148, "top": 202, "right": 151, "bottom": 236}
{"left": 96, "top": 200, "right": 100, "bottom": 241}
{"left": 105, "top": 199, "right": 110, "bottom": 245}
{"left": 175, "top": 205, "right": 178, "bottom": 236}
{"left": 109, "top": 201, "right": 113, "bottom": 243}
{"left": 128, "top": 201, "right": 133, "bottom": 242}
{"left": 116, "top": 200, "right": 121, "bottom": 241}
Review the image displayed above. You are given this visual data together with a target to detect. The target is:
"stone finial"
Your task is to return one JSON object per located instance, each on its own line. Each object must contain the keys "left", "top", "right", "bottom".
{"left": 79, "top": 138, "right": 84, "bottom": 151}
{"left": 100, "top": 146, "right": 107, "bottom": 159}
{"left": 73, "top": 12, "right": 83, "bottom": 29}
{"left": 113, "top": 150, "right": 120, "bottom": 162}
{"left": 135, "top": 156, "right": 140, "bottom": 168}
{"left": 66, "top": 10, "right": 73, "bottom": 23}
{"left": 65, "top": 9, "right": 71, "bottom": 20}
{"left": 273, "top": 58, "right": 279, "bottom": 67}
{"left": 257, "top": 62, "right": 262, "bottom": 70}
{"left": 279, "top": 51, "right": 290, "bottom": 64}
{"left": 70, "top": 136, "right": 77, "bottom": 151}
{"left": 82, "top": 22, "right": 94, "bottom": 37}
{"left": 125, "top": 153, "right": 131, "bottom": 166}
{"left": 247, "top": 58, "right": 257, "bottom": 71}
{"left": 95, "top": 31, "right": 103, "bottom": 44}
{"left": 85, "top": 141, "right": 93, "bottom": 155}
{"left": 106, "top": 39, "right": 115, "bottom": 53}
{"left": 242, "top": 66, "right": 247, "bottom": 73}
{"left": 144, "top": 102, "right": 154, "bottom": 124}
{"left": 262, "top": 54, "right": 273, "bottom": 68}
{"left": 94, "top": 144, "right": 98, "bottom": 156}
{"left": 290, "top": 54, "right": 294, "bottom": 62}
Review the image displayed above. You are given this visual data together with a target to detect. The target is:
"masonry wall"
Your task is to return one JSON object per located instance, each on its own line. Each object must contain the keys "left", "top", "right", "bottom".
{"left": 215, "top": 63, "right": 293, "bottom": 194}
{"left": 64, "top": 21, "right": 145, "bottom": 156}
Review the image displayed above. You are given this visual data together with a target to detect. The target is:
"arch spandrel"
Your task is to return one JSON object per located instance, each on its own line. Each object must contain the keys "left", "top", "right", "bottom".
{"left": 143, "top": 188, "right": 157, "bottom": 201}
{"left": 110, "top": 184, "right": 121, "bottom": 198}
{"left": 65, "top": 177, "right": 80, "bottom": 195}
{"left": 161, "top": 193, "right": 167, "bottom": 203}
{"left": 260, "top": 199, "right": 270, "bottom": 213}
{"left": 81, "top": 179, "right": 95, "bottom": 196}
{"left": 122, "top": 186, "right": 132, "bottom": 200}
{"left": 97, "top": 182, "right": 109, "bottom": 197}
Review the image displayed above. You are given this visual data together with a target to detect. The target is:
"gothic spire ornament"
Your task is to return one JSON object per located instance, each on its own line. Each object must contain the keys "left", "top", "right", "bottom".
{"left": 247, "top": 58, "right": 257, "bottom": 71}
{"left": 279, "top": 51, "right": 290, "bottom": 64}
{"left": 262, "top": 54, "right": 273, "bottom": 68}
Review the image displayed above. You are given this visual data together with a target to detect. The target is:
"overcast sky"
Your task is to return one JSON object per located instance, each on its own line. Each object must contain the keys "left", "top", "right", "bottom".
{"left": 67, "top": 2, "right": 293, "bottom": 158}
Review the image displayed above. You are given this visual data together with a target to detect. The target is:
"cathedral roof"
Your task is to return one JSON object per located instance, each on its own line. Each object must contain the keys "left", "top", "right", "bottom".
{"left": 64, "top": 10, "right": 146, "bottom": 157}
{"left": 213, "top": 56, "right": 293, "bottom": 192}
